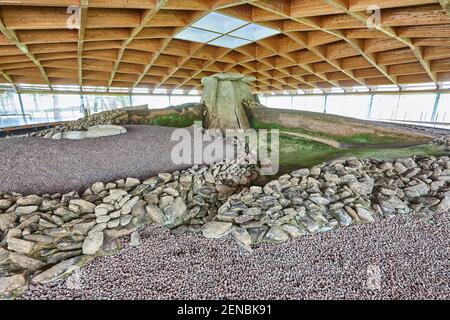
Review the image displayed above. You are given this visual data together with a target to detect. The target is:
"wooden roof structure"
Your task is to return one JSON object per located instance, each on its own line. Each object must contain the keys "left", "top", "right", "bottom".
{"left": 0, "top": 0, "right": 449, "bottom": 94}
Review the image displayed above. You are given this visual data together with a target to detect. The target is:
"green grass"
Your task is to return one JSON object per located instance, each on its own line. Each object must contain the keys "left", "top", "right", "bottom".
{"left": 338, "top": 144, "right": 447, "bottom": 162}
{"left": 261, "top": 133, "right": 447, "bottom": 177}
{"left": 249, "top": 118, "right": 422, "bottom": 146}
{"left": 278, "top": 134, "right": 341, "bottom": 167}
{"left": 140, "top": 113, "right": 202, "bottom": 128}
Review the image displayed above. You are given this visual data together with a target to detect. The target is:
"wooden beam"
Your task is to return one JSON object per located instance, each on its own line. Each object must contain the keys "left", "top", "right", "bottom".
{"left": 131, "top": 0, "right": 254, "bottom": 91}
{"left": 251, "top": 0, "right": 394, "bottom": 85}
{"left": 0, "top": 9, "right": 52, "bottom": 89}
{"left": 438, "top": 0, "right": 450, "bottom": 16}
{"left": 78, "top": 0, "right": 89, "bottom": 91}
{"left": 107, "top": 0, "right": 167, "bottom": 91}
{"left": 323, "top": 0, "right": 437, "bottom": 84}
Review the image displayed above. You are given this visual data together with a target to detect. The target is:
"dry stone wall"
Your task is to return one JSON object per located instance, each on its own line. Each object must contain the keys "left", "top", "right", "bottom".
{"left": 0, "top": 155, "right": 257, "bottom": 298}
{"left": 2, "top": 135, "right": 450, "bottom": 298}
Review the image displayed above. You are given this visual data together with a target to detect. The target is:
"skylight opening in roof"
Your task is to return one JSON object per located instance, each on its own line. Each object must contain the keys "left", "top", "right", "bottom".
{"left": 192, "top": 12, "right": 247, "bottom": 34}
{"left": 209, "top": 35, "right": 252, "bottom": 49}
{"left": 174, "top": 27, "right": 221, "bottom": 43}
{"left": 174, "top": 12, "right": 281, "bottom": 49}
{"left": 229, "top": 23, "right": 280, "bottom": 41}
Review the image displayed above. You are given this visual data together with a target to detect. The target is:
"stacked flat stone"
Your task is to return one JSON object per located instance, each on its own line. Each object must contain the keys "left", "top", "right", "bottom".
{"left": 2, "top": 138, "right": 450, "bottom": 298}
{"left": 30, "top": 109, "right": 127, "bottom": 139}
{"left": 0, "top": 155, "right": 257, "bottom": 298}
{"left": 215, "top": 154, "right": 450, "bottom": 248}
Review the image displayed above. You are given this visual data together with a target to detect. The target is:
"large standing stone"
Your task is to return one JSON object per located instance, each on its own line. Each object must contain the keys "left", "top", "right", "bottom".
{"left": 201, "top": 73, "right": 257, "bottom": 131}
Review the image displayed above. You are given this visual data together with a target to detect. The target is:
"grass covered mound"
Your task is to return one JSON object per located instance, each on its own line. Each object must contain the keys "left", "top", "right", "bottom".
{"left": 248, "top": 108, "right": 432, "bottom": 146}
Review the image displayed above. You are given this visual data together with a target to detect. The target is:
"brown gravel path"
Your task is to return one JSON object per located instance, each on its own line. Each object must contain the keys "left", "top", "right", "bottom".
{"left": 21, "top": 213, "right": 450, "bottom": 300}
{"left": 0, "top": 125, "right": 218, "bottom": 195}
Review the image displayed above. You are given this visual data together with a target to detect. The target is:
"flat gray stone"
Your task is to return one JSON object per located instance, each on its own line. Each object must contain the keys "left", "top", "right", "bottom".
{"left": 82, "top": 231, "right": 104, "bottom": 255}
{"left": 202, "top": 221, "right": 232, "bottom": 239}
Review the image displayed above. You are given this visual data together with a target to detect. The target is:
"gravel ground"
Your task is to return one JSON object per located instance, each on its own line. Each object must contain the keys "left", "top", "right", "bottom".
{"left": 21, "top": 213, "right": 450, "bottom": 300}
{"left": 0, "top": 125, "right": 223, "bottom": 195}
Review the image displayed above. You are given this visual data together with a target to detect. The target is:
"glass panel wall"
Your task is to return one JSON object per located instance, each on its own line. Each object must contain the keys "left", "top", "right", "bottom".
{"left": 0, "top": 91, "right": 448, "bottom": 129}
{"left": 326, "top": 95, "right": 371, "bottom": 119}
{"left": 264, "top": 96, "right": 292, "bottom": 109}
{"left": 435, "top": 94, "right": 450, "bottom": 123}
{"left": 0, "top": 92, "right": 23, "bottom": 127}
{"left": 292, "top": 96, "right": 324, "bottom": 112}
{"left": 369, "top": 94, "right": 401, "bottom": 120}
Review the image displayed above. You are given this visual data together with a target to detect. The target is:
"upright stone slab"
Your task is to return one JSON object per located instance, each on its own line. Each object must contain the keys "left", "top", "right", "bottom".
{"left": 201, "top": 73, "right": 258, "bottom": 132}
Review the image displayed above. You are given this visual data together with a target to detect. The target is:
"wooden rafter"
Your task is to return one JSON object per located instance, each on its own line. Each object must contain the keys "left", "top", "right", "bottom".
{"left": 131, "top": 0, "right": 255, "bottom": 91}
{"left": 324, "top": 0, "right": 437, "bottom": 84}
{"left": 78, "top": 0, "right": 89, "bottom": 90}
{"left": 438, "top": 0, "right": 450, "bottom": 16}
{"left": 0, "top": 0, "right": 448, "bottom": 93}
{"left": 107, "top": 0, "right": 166, "bottom": 91}
{"left": 250, "top": 0, "right": 399, "bottom": 86}
{"left": 0, "top": 9, "right": 53, "bottom": 89}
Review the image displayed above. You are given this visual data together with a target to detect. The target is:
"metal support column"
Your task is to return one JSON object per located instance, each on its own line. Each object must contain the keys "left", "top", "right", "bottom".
{"left": 323, "top": 95, "right": 328, "bottom": 113}
{"left": 81, "top": 94, "right": 88, "bottom": 118}
{"left": 367, "top": 94, "right": 374, "bottom": 120}
{"left": 431, "top": 93, "right": 441, "bottom": 122}
{"left": 129, "top": 94, "right": 133, "bottom": 106}
{"left": 17, "top": 92, "right": 26, "bottom": 123}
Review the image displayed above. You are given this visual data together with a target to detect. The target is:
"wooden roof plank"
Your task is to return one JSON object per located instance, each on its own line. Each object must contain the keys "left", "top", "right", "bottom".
{"left": 0, "top": 9, "right": 52, "bottom": 89}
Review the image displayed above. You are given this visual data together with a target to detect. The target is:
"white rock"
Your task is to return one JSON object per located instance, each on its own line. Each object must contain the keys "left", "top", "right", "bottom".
{"left": 0, "top": 199, "right": 13, "bottom": 210}
{"left": 82, "top": 231, "right": 104, "bottom": 255}
{"left": 146, "top": 204, "right": 165, "bottom": 224}
{"left": 125, "top": 178, "right": 140, "bottom": 188}
{"left": 0, "top": 213, "right": 16, "bottom": 232}
{"left": 7, "top": 237, "right": 35, "bottom": 255}
{"left": 16, "top": 195, "right": 43, "bottom": 206}
{"left": 129, "top": 231, "right": 141, "bottom": 247}
{"left": 202, "top": 221, "right": 232, "bottom": 239}
{"left": 121, "top": 196, "right": 139, "bottom": 215}
{"left": 69, "top": 199, "right": 95, "bottom": 214}
{"left": 356, "top": 207, "right": 375, "bottom": 223}
{"left": 15, "top": 206, "right": 38, "bottom": 215}
{"left": 0, "top": 273, "right": 26, "bottom": 297}
{"left": 264, "top": 226, "right": 289, "bottom": 243}
{"left": 31, "top": 256, "right": 80, "bottom": 284}
{"left": 91, "top": 182, "right": 105, "bottom": 194}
